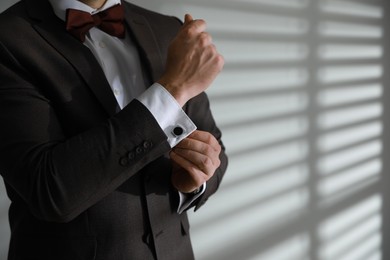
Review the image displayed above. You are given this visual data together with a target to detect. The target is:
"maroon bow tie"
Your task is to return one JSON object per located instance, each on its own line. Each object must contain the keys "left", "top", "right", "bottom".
{"left": 66, "top": 4, "right": 125, "bottom": 42}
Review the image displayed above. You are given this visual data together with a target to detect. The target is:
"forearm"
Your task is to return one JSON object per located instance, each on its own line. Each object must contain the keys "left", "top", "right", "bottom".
{"left": 0, "top": 90, "right": 170, "bottom": 222}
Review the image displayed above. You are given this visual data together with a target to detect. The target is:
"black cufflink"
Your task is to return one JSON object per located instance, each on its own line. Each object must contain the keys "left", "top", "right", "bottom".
{"left": 172, "top": 126, "right": 184, "bottom": 136}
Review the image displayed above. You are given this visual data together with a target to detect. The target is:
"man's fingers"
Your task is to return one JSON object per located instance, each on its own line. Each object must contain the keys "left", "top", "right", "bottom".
{"left": 174, "top": 131, "right": 221, "bottom": 169}
{"left": 181, "top": 14, "right": 207, "bottom": 35}
{"left": 198, "top": 32, "right": 212, "bottom": 47}
{"left": 187, "top": 130, "right": 221, "bottom": 152}
{"left": 170, "top": 151, "right": 208, "bottom": 182}
{"left": 184, "top": 13, "right": 193, "bottom": 24}
{"left": 170, "top": 130, "right": 223, "bottom": 192}
{"left": 175, "top": 138, "right": 208, "bottom": 154}
{"left": 172, "top": 147, "right": 219, "bottom": 176}
{"left": 172, "top": 134, "right": 222, "bottom": 176}
{"left": 175, "top": 137, "right": 220, "bottom": 166}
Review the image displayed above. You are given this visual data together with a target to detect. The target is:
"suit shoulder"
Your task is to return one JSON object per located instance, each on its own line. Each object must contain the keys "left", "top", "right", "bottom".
{"left": 0, "top": 16, "right": 34, "bottom": 47}
{"left": 1, "top": 0, "right": 28, "bottom": 18}
{"left": 124, "top": 2, "right": 182, "bottom": 32}
{"left": 0, "top": 1, "right": 33, "bottom": 38}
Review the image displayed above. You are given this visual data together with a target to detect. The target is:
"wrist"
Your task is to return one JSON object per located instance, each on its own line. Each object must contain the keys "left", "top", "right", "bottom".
{"left": 157, "top": 79, "right": 187, "bottom": 107}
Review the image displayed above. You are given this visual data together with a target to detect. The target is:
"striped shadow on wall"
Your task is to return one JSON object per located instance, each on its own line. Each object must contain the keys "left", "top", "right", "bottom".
{"left": 160, "top": 0, "right": 386, "bottom": 259}
{"left": 0, "top": 0, "right": 388, "bottom": 259}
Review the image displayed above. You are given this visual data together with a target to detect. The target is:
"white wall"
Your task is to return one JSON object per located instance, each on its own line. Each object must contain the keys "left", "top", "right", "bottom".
{"left": 129, "top": 1, "right": 388, "bottom": 259}
{"left": 0, "top": 0, "right": 389, "bottom": 259}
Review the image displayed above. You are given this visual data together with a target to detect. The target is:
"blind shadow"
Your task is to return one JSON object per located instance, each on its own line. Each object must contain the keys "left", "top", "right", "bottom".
{"left": 184, "top": 0, "right": 386, "bottom": 260}
{"left": 0, "top": 0, "right": 387, "bottom": 259}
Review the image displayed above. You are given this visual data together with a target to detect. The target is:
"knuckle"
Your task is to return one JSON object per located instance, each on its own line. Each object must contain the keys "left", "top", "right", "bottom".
{"left": 215, "top": 143, "right": 222, "bottom": 153}
{"left": 207, "top": 44, "right": 217, "bottom": 55}
{"left": 183, "top": 27, "right": 196, "bottom": 38}
{"left": 204, "top": 133, "right": 213, "bottom": 143}
{"left": 195, "top": 19, "right": 206, "bottom": 28}
{"left": 216, "top": 55, "right": 225, "bottom": 68}
{"left": 199, "top": 37, "right": 209, "bottom": 47}
{"left": 203, "top": 145, "right": 213, "bottom": 156}
{"left": 202, "top": 156, "right": 212, "bottom": 168}
{"left": 201, "top": 174, "right": 210, "bottom": 182}
{"left": 204, "top": 161, "right": 216, "bottom": 177}
{"left": 216, "top": 158, "right": 221, "bottom": 168}
{"left": 199, "top": 32, "right": 209, "bottom": 39}
{"left": 199, "top": 32, "right": 210, "bottom": 41}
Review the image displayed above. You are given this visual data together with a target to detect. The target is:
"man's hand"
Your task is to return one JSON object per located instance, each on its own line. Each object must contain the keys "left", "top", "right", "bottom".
{"left": 158, "top": 14, "right": 224, "bottom": 107}
{"left": 170, "top": 130, "right": 222, "bottom": 193}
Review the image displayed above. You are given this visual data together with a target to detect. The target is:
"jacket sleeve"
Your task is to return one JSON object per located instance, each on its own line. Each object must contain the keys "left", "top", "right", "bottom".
{"left": 184, "top": 92, "right": 228, "bottom": 211}
{"left": 0, "top": 40, "right": 172, "bottom": 223}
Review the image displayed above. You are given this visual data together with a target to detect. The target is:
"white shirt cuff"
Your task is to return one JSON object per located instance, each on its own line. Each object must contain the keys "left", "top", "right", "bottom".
{"left": 137, "top": 83, "right": 197, "bottom": 148}
{"left": 177, "top": 183, "right": 206, "bottom": 214}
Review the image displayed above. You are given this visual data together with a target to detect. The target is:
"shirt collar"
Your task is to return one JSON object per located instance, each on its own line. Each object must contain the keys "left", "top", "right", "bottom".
{"left": 48, "top": 0, "right": 122, "bottom": 21}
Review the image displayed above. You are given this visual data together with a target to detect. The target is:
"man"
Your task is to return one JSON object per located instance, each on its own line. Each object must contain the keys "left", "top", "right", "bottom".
{"left": 0, "top": 0, "right": 227, "bottom": 259}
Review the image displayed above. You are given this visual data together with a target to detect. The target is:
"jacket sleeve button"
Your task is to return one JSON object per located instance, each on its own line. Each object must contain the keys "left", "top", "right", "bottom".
{"left": 136, "top": 146, "right": 143, "bottom": 155}
{"left": 119, "top": 157, "right": 129, "bottom": 166}
{"left": 143, "top": 141, "right": 152, "bottom": 149}
{"left": 128, "top": 152, "right": 135, "bottom": 160}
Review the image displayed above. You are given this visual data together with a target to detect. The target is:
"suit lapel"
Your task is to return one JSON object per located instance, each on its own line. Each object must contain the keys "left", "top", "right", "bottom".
{"left": 25, "top": 0, "right": 165, "bottom": 116}
{"left": 123, "top": 3, "right": 165, "bottom": 82}
{"left": 26, "top": 0, "right": 119, "bottom": 117}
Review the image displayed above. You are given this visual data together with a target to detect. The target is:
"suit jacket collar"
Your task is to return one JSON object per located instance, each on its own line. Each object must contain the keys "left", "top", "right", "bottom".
{"left": 25, "top": 0, "right": 165, "bottom": 116}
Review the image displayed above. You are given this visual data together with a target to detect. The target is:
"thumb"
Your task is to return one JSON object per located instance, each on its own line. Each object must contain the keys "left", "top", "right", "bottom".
{"left": 184, "top": 14, "right": 194, "bottom": 24}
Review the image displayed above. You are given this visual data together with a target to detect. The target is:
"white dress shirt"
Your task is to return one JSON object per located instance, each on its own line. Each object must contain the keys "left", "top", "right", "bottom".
{"left": 48, "top": 0, "right": 204, "bottom": 213}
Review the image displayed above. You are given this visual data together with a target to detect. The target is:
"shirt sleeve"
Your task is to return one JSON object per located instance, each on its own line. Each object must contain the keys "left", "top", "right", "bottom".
{"left": 136, "top": 83, "right": 197, "bottom": 148}
{"left": 177, "top": 183, "right": 207, "bottom": 214}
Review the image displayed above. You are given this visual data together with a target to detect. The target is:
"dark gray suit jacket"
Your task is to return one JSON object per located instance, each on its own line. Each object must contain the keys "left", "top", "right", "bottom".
{"left": 0, "top": 0, "right": 228, "bottom": 259}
